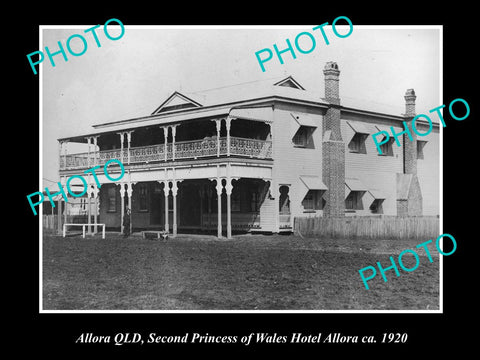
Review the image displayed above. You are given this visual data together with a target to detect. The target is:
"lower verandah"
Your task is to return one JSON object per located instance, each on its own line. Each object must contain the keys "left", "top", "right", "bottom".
{"left": 99, "top": 178, "right": 279, "bottom": 234}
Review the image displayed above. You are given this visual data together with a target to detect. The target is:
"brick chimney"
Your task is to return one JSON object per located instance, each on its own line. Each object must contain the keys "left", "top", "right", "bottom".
{"left": 322, "top": 61, "right": 345, "bottom": 217}
{"left": 397, "top": 88, "right": 423, "bottom": 216}
{"left": 404, "top": 88, "right": 416, "bottom": 117}
{"left": 323, "top": 61, "right": 342, "bottom": 141}
{"left": 324, "top": 61, "right": 341, "bottom": 105}
{"left": 403, "top": 88, "right": 417, "bottom": 175}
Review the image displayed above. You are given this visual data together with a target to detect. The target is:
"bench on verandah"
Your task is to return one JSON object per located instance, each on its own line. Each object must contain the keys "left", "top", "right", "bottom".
{"left": 141, "top": 230, "right": 169, "bottom": 240}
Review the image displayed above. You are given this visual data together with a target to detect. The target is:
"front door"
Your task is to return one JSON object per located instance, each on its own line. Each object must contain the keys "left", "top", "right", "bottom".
{"left": 150, "top": 189, "right": 163, "bottom": 226}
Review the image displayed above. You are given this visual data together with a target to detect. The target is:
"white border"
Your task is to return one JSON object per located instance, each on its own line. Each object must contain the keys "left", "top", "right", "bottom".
{"left": 39, "top": 25, "right": 443, "bottom": 314}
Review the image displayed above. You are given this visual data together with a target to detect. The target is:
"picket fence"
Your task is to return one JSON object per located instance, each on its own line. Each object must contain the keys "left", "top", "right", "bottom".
{"left": 294, "top": 215, "right": 440, "bottom": 240}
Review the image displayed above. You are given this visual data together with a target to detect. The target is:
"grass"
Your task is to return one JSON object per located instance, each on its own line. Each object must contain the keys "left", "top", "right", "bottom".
{"left": 42, "top": 233, "right": 440, "bottom": 310}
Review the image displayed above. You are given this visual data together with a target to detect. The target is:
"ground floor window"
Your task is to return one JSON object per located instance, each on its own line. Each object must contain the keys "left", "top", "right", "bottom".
{"left": 279, "top": 186, "right": 290, "bottom": 214}
{"left": 369, "top": 199, "right": 384, "bottom": 214}
{"left": 250, "top": 191, "right": 260, "bottom": 212}
{"left": 302, "top": 190, "right": 323, "bottom": 211}
{"left": 107, "top": 186, "right": 117, "bottom": 212}
{"left": 345, "top": 191, "right": 364, "bottom": 210}
{"left": 232, "top": 191, "right": 241, "bottom": 212}
{"left": 138, "top": 183, "right": 149, "bottom": 212}
{"left": 200, "top": 180, "right": 265, "bottom": 214}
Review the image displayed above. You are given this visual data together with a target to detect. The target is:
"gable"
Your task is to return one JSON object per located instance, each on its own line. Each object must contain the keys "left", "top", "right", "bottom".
{"left": 273, "top": 76, "right": 305, "bottom": 90}
{"left": 152, "top": 91, "right": 202, "bottom": 115}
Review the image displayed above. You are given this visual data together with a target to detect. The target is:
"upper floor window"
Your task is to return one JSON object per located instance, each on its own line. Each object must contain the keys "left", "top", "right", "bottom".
{"left": 346, "top": 121, "right": 369, "bottom": 154}
{"left": 374, "top": 125, "right": 394, "bottom": 156}
{"left": 292, "top": 126, "right": 315, "bottom": 148}
{"left": 379, "top": 138, "right": 394, "bottom": 156}
{"left": 348, "top": 133, "right": 368, "bottom": 154}
{"left": 417, "top": 140, "right": 427, "bottom": 159}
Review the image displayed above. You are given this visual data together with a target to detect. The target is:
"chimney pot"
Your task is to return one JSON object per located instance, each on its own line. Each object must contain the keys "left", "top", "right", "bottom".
{"left": 323, "top": 61, "right": 340, "bottom": 104}
{"left": 404, "top": 88, "right": 416, "bottom": 117}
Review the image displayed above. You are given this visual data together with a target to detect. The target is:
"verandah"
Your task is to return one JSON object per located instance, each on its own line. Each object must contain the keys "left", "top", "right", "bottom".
{"left": 100, "top": 178, "right": 270, "bottom": 238}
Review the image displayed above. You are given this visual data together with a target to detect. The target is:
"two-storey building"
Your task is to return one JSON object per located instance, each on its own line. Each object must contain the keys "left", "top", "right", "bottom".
{"left": 57, "top": 61, "right": 439, "bottom": 238}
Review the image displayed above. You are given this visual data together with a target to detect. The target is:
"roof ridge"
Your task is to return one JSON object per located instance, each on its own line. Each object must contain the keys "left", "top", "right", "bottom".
{"left": 187, "top": 75, "right": 291, "bottom": 94}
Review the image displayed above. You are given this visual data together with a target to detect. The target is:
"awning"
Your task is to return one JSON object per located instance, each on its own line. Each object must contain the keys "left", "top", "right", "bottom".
{"left": 344, "top": 120, "right": 371, "bottom": 143}
{"left": 345, "top": 178, "right": 368, "bottom": 192}
{"left": 369, "top": 189, "right": 386, "bottom": 200}
{"left": 345, "top": 178, "right": 368, "bottom": 197}
{"left": 374, "top": 125, "right": 391, "bottom": 139}
{"left": 300, "top": 176, "right": 328, "bottom": 190}
{"left": 299, "top": 176, "right": 327, "bottom": 200}
{"left": 347, "top": 120, "right": 370, "bottom": 135}
{"left": 291, "top": 113, "right": 318, "bottom": 127}
{"left": 290, "top": 112, "right": 318, "bottom": 139}
{"left": 228, "top": 106, "right": 273, "bottom": 123}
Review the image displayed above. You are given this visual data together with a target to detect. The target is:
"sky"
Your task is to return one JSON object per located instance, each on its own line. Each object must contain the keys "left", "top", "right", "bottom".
{"left": 41, "top": 25, "right": 441, "bottom": 188}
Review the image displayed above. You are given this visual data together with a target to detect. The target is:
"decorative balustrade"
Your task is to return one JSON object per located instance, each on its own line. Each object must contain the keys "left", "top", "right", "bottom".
{"left": 63, "top": 152, "right": 90, "bottom": 169}
{"left": 230, "top": 137, "right": 272, "bottom": 158}
{"left": 60, "top": 136, "right": 272, "bottom": 170}
{"left": 129, "top": 144, "right": 164, "bottom": 164}
{"left": 98, "top": 149, "right": 124, "bottom": 165}
{"left": 175, "top": 138, "right": 218, "bottom": 159}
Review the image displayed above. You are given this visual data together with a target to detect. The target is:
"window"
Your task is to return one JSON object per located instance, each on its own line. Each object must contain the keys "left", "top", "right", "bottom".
{"left": 279, "top": 186, "right": 290, "bottom": 214}
{"left": 138, "top": 183, "right": 148, "bottom": 212}
{"left": 302, "top": 190, "right": 323, "bottom": 211}
{"left": 232, "top": 191, "right": 241, "bottom": 212}
{"left": 345, "top": 191, "right": 363, "bottom": 210}
{"left": 417, "top": 140, "right": 427, "bottom": 159}
{"left": 107, "top": 186, "right": 117, "bottom": 212}
{"left": 293, "top": 127, "right": 308, "bottom": 146}
{"left": 348, "top": 133, "right": 367, "bottom": 154}
{"left": 369, "top": 199, "right": 384, "bottom": 214}
{"left": 292, "top": 126, "right": 315, "bottom": 148}
{"left": 379, "top": 138, "right": 394, "bottom": 156}
{"left": 250, "top": 192, "right": 260, "bottom": 212}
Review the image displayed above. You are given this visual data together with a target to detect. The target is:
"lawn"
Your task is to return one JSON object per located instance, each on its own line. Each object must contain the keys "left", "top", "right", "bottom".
{"left": 42, "top": 233, "right": 440, "bottom": 310}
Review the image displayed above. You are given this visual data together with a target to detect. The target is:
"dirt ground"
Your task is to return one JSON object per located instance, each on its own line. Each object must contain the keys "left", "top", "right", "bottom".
{"left": 42, "top": 233, "right": 440, "bottom": 310}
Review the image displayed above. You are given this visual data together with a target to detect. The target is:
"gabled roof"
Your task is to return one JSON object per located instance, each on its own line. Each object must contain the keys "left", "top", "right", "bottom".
{"left": 151, "top": 91, "right": 203, "bottom": 114}
{"left": 154, "top": 76, "right": 307, "bottom": 110}
{"left": 176, "top": 76, "right": 317, "bottom": 109}
{"left": 273, "top": 76, "right": 305, "bottom": 90}
{"left": 59, "top": 74, "right": 423, "bottom": 142}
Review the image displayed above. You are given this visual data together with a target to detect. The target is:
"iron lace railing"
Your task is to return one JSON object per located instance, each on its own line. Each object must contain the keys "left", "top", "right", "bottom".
{"left": 60, "top": 136, "right": 272, "bottom": 170}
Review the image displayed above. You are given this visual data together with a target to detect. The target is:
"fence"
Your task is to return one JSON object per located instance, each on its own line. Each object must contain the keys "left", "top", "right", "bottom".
{"left": 294, "top": 215, "right": 440, "bottom": 240}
